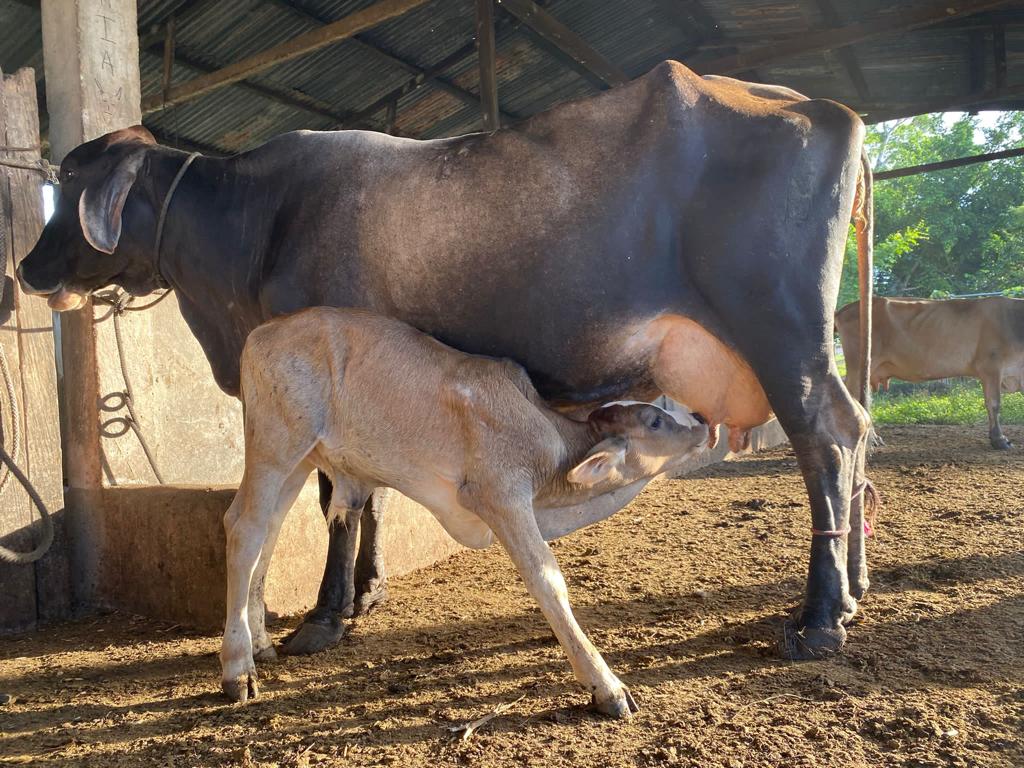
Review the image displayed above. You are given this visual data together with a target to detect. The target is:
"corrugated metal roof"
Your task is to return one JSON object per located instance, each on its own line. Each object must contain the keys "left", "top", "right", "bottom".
{"left": 3, "top": 0, "right": 1024, "bottom": 155}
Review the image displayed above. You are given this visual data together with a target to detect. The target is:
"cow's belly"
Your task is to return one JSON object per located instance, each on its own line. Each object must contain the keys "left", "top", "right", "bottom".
{"left": 624, "top": 314, "right": 772, "bottom": 441}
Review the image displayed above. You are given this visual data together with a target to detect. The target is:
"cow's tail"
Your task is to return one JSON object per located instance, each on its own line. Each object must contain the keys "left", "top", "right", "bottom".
{"left": 852, "top": 146, "right": 874, "bottom": 412}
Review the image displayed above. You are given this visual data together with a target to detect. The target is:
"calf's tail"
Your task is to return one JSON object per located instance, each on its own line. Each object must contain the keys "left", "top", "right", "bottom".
{"left": 852, "top": 146, "right": 874, "bottom": 411}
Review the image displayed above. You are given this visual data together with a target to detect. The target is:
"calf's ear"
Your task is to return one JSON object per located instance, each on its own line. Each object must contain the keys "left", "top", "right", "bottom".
{"left": 567, "top": 437, "right": 627, "bottom": 487}
{"left": 78, "top": 150, "right": 147, "bottom": 254}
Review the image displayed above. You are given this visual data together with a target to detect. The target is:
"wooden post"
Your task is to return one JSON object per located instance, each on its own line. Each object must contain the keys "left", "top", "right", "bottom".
{"left": 476, "top": 0, "right": 500, "bottom": 132}
{"left": 41, "top": 0, "right": 143, "bottom": 609}
{"left": 0, "top": 67, "right": 67, "bottom": 628}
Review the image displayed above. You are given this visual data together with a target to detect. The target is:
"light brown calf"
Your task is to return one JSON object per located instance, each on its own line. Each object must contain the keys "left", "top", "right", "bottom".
{"left": 220, "top": 308, "right": 708, "bottom": 717}
{"left": 837, "top": 296, "right": 1024, "bottom": 449}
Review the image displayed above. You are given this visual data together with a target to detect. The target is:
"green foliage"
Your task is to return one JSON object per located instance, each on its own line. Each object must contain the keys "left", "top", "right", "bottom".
{"left": 838, "top": 112, "right": 1024, "bottom": 309}
{"left": 872, "top": 381, "right": 1024, "bottom": 425}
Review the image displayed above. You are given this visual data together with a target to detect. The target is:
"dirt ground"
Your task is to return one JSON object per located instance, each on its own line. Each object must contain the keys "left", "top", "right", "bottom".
{"left": 1, "top": 423, "right": 1022, "bottom": 768}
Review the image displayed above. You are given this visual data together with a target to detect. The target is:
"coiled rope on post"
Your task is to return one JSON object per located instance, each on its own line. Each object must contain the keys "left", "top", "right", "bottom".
{"left": 92, "top": 289, "right": 169, "bottom": 485}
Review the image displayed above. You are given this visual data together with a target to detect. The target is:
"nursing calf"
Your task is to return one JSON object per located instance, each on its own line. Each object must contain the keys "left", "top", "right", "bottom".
{"left": 220, "top": 308, "right": 708, "bottom": 717}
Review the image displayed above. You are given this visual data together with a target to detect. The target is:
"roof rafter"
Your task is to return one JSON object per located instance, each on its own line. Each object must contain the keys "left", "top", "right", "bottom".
{"left": 812, "top": 0, "right": 870, "bottom": 101}
{"left": 267, "top": 0, "right": 516, "bottom": 122}
{"left": 698, "top": 0, "right": 1014, "bottom": 77}
{"left": 141, "top": 0, "right": 431, "bottom": 115}
{"left": 496, "top": 0, "right": 628, "bottom": 88}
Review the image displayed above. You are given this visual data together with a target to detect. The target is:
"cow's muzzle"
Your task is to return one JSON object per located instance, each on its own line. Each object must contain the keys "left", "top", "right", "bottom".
{"left": 16, "top": 265, "right": 88, "bottom": 311}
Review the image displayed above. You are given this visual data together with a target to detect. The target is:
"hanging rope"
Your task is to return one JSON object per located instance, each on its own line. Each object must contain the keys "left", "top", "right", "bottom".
{"left": 0, "top": 170, "right": 55, "bottom": 564}
{"left": 92, "top": 289, "right": 168, "bottom": 485}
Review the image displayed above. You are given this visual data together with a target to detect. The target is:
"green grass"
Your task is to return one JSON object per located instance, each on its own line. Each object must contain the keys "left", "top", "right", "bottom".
{"left": 871, "top": 380, "right": 1024, "bottom": 425}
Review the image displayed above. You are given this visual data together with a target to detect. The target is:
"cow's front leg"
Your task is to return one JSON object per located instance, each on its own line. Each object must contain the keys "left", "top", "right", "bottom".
{"left": 477, "top": 497, "right": 637, "bottom": 718}
{"left": 353, "top": 493, "right": 388, "bottom": 615}
{"left": 279, "top": 472, "right": 358, "bottom": 655}
{"left": 982, "top": 374, "right": 1012, "bottom": 449}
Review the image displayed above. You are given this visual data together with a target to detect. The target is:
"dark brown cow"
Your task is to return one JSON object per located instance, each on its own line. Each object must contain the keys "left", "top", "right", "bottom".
{"left": 19, "top": 61, "right": 874, "bottom": 660}
{"left": 837, "top": 296, "right": 1024, "bottom": 449}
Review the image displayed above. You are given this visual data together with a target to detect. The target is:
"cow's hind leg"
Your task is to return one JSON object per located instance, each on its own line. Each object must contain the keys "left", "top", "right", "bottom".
{"left": 473, "top": 492, "right": 637, "bottom": 718}
{"left": 981, "top": 373, "right": 1012, "bottom": 449}
{"left": 279, "top": 472, "right": 358, "bottom": 655}
{"left": 772, "top": 373, "right": 869, "bottom": 658}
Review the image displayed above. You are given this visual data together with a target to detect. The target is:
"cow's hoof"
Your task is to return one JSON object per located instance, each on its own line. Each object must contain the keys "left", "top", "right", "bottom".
{"left": 780, "top": 621, "right": 847, "bottom": 660}
{"left": 253, "top": 643, "right": 277, "bottom": 663}
{"left": 222, "top": 671, "right": 259, "bottom": 703}
{"left": 279, "top": 615, "right": 345, "bottom": 656}
{"left": 353, "top": 579, "right": 389, "bottom": 617}
{"left": 991, "top": 436, "right": 1012, "bottom": 450}
{"left": 591, "top": 686, "right": 639, "bottom": 719}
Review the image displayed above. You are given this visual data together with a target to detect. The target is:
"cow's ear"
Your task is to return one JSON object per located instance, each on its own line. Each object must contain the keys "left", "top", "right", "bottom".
{"left": 567, "top": 437, "right": 627, "bottom": 487}
{"left": 78, "top": 149, "right": 147, "bottom": 254}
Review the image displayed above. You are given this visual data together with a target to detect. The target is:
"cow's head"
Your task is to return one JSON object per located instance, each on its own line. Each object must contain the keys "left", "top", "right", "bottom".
{"left": 17, "top": 125, "right": 161, "bottom": 311}
{"left": 567, "top": 403, "right": 709, "bottom": 487}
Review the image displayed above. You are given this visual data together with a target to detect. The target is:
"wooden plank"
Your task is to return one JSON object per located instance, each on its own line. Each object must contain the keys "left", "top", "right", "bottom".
{"left": 497, "top": 0, "right": 628, "bottom": 87}
{"left": 969, "top": 28, "right": 987, "bottom": 96}
{"left": 875, "top": 145, "right": 1024, "bottom": 180}
{"left": 993, "top": 25, "right": 1007, "bottom": 90}
{"left": 861, "top": 81, "right": 1024, "bottom": 122}
{"left": 698, "top": 0, "right": 1014, "bottom": 76}
{"left": 161, "top": 16, "right": 176, "bottom": 104}
{"left": 0, "top": 67, "right": 37, "bottom": 632}
{"left": 3, "top": 67, "right": 67, "bottom": 623}
{"left": 141, "top": 0, "right": 431, "bottom": 115}
{"left": 476, "top": 0, "right": 500, "bottom": 131}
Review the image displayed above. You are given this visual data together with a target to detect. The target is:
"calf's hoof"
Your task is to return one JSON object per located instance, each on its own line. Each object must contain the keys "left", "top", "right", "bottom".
{"left": 353, "top": 579, "right": 389, "bottom": 617}
{"left": 849, "top": 576, "right": 870, "bottom": 601}
{"left": 222, "top": 670, "right": 259, "bottom": 703}
{"left": 780, "top": 621, "right": 847, "bottom": 660}
{"left": 279, "top": 614, "right": 345, "bottom": 656}
{"left": 591, "top": 685, "right": 639, "bottom": 719}
{"left": 991, "top": 436, "right": 1013, "bottom": 450}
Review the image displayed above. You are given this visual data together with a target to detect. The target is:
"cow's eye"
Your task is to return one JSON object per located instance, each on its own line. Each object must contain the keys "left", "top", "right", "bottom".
{"left": 62, "top": 169, "right": 76, "bottom": 182}
{"left": 650, "top": 415, "right": 662, "bottom": 430}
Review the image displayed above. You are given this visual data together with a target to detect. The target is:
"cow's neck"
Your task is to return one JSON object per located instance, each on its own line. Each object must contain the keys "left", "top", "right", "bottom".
{"left": 133, "top": 150, "right": 276, "bottom": 394}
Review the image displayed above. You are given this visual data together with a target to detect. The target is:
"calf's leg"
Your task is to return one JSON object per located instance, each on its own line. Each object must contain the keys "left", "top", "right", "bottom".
{"left": 477, "top": 499, "right": 637, "bottom": 718}
{"left": 981, "top": 373, "right": 1011, "bottom": 449}
{"left": 222, "top": 462, "right": 310, "bottom": 702}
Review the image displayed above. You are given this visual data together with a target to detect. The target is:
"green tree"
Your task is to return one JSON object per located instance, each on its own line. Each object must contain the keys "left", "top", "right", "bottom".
{"left": 837, "top": 112, "right": 1024, "bottom": 309}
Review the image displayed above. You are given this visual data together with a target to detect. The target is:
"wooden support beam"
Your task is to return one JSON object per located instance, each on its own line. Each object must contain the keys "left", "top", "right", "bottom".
{"left": 698, "top": 0, "right": 1014, "bottom": 76}
{"left": 476, "top": 0, "right": 500, "bottom": 131}
{"left": 496, "top": 0, "right": 628, "bottom": 87}
{"left": 813, "top": 0, "right": 870, "bottom": 101}
{"left": 875, "top": 145, "right": 1024, "bottom": 180}
{"left": 993, "top": 25, "right": 1007, "bottom": 90}
{"left": 141, "top": 0, "right": 430, "bottom": 115}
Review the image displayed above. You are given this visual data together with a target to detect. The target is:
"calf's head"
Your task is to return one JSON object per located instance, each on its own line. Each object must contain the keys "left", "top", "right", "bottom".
{"left": 18, "top": 126, "right": 162, "bottom": 311}
{"left": 567, "top": 404, "right": 708, "bottom": 488}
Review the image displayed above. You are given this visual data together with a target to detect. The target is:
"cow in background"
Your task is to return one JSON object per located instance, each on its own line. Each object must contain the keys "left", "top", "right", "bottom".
{"left": 836, "top": 296, "right": 1024, "bottom": 449}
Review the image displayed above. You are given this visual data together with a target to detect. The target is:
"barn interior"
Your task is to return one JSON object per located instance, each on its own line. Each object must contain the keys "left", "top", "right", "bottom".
{"left": 1, "top": 0, "right": 1023, "bottom": 635}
